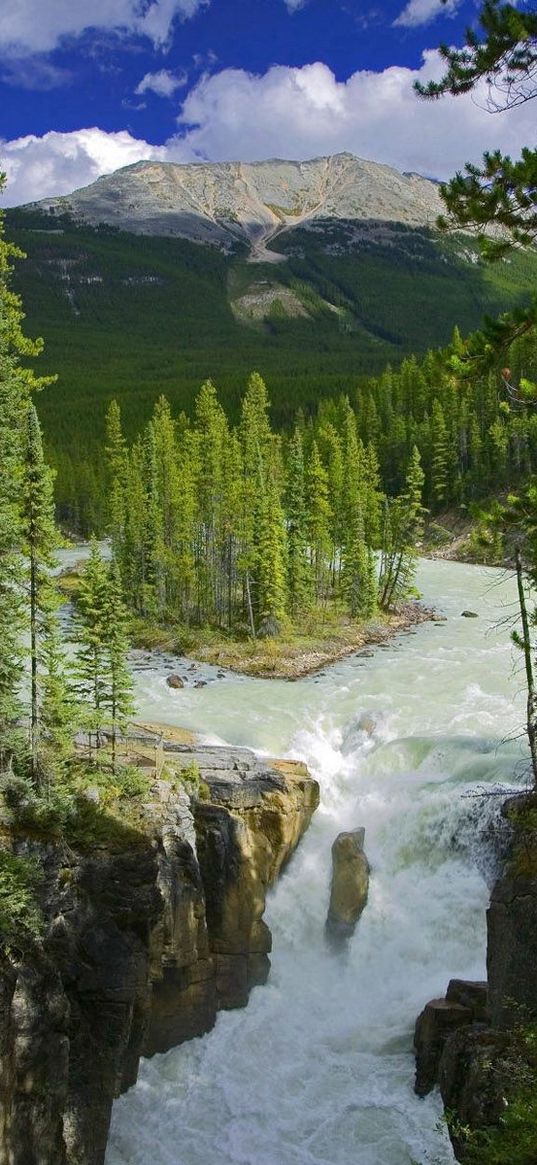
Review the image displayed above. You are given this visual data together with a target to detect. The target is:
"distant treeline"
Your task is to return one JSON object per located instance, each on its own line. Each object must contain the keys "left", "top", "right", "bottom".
{"left": 55, "top": 320, "right": 537, "bottom": 543}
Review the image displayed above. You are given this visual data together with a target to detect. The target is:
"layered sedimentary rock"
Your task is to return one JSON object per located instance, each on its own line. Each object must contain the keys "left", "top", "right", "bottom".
{"left": 0, "top": 739, "right": 319, "bottom": 1165}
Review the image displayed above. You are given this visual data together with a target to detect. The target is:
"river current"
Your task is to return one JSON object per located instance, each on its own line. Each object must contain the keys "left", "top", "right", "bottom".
{"left": 104, "top": 558, "right": 528, "bottom": 1165}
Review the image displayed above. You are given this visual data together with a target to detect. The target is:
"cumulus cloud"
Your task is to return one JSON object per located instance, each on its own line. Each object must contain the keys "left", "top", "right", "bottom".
{"left": 135, "top": 67, "right": 188, "bottom": 97}
{"left": 1, "top": 54, "right": 534, "bottom": 205}
{"left": 283, "top": 0, "right": 309, "bottom": 11}
{"left": 394, "top": 0, "right": 462, "bottom": 28}
{"left": 171, "top": 55, "right": 534, "bottom": 180}
{"left": 0, "top": 0, "right": 208, "bottom": 55}
{"left": 0, "top": 127, "right": 172, "bottom": 205}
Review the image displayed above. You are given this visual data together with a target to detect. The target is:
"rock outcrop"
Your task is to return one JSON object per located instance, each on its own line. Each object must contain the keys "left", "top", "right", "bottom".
{"left": 487, "top": 867, "right": 537, "bottom": 1030}
{"left": 325, "top": 827, "right": 370, "bottom": 950}
{"left": 413, "top": 796, "right": 537, "bottom": 1161}
{"left": 414, "top": 980, "right": 488, "bottom": 1097}
{"left": 0, "top": 738, "right": 319, "bottom": 1165}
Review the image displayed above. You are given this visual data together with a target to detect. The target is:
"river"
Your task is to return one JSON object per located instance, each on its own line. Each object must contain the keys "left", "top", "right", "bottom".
{"left": 104, "top": 558, "right": 528, "bottom": 1165}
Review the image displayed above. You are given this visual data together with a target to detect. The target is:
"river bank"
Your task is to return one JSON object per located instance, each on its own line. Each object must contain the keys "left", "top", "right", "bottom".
{"left": 57, "top": 549, "right": 437, "bottom": 681}
{"left": 131, "top": 601, "right": 436, "bottom": 680}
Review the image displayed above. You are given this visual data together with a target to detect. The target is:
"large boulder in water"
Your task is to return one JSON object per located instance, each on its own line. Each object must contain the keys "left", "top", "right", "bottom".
{"left": 325, "top": 828, "right": 370, "bottom": 950}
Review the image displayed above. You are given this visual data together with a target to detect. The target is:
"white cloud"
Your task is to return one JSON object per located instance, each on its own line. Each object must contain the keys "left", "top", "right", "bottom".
{"left": 0, "top": 0, "right": 208, "bottom": 55}
{"left": 1, "top": 54, "right": 534, "bottom": 206}
{"left": 135, "top": 67, "right": 188, "bottom": 97}
{"left": 0, "top": 128, "right": 172, "bottom": 205}
{"left": 284, "top": 0, "right": 309, "bottom": 10}
{"left": 394, "top": 0, "right": 462, "bottom": 28}
{"left": 171, "top": 55, "right": 535, "bottom": 181}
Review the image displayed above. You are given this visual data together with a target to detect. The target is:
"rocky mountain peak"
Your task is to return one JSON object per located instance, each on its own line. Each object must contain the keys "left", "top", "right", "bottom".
{"left": 22, "top": 152, "right": 443, "bottom": 256}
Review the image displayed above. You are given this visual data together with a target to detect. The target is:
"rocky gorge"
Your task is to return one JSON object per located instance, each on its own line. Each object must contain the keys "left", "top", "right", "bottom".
{"left": 0, "top": 733, "right": 319, "bottom": 1165}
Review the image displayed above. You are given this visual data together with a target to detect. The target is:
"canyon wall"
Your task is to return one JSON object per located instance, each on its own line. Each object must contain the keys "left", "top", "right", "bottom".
{"left": 0, "top": 741, "right": 319, "bottom": 1165}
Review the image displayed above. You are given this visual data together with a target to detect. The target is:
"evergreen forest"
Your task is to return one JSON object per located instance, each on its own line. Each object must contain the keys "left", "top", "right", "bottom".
{"left": 5, "top": 207, "right": 537, "bottom": 531}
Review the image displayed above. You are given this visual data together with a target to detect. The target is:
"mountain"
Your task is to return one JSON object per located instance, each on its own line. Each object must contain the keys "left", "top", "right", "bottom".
{"left": 8, "top": 152, "right": 537, "bottom": 527}
{"left": 24, "top": 153, "right": 443, "bottom": 258}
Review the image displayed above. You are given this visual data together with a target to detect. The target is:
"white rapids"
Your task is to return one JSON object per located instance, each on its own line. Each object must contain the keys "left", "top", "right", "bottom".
{"left": 104, "top": 558, "right": 528, "bottom": 1165}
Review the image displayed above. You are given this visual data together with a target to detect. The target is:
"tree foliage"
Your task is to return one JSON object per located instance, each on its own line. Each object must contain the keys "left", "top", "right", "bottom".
{"left": 417, "top": 0, "right": 537, "bottom": 353}
{"left": 102, "top": 375, "right": 428, "bottom": 634}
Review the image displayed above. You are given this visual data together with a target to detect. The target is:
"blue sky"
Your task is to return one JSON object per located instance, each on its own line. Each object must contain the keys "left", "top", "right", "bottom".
{"left": 0, "top": 0, "right": 533, "bottom": 204}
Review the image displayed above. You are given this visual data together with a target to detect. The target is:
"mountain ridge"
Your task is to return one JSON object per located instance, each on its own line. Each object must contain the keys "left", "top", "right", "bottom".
{"left": 23, "top": 152, "right": 444, "bottom": 259}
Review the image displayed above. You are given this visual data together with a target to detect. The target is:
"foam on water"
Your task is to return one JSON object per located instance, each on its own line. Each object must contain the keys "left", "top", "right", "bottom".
{"left": 105, "top": 559, "right": 528, "bottom": 1165}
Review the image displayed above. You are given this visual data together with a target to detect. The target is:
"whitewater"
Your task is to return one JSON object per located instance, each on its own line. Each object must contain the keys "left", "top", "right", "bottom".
{"left": 105, "top": 558, "right": 528, "bottom": 1165}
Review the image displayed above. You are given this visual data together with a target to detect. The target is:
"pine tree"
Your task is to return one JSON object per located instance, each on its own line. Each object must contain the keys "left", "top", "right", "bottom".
{"left": 379, "top": 446, "right": 426, "bottom": 611}
{"left": 317, "top": 422, "right": 344, "bottom": 589}
{"left": 286, "top": 428, "right": 311, "bottom": 617}
{"left": 105, "top": 400, "right": 128, "bottom": 565}
{"left": 102, "top": 561, "right": 135, "bottom": 773}
{"left": 255, "top": 463, "right": 287, "bottom": 630}
{"left": 40, "top": 613, "right": 77, "bottom": 775}
{"left": 417, "top": 0, "right": 537, "bottom": 352}
{"left": 73, "top": 540, "right": 110, "bottom": 761}
{"left": 431, "top": 399, "right": 450, "bottom": 506}
{"left": 305, "top": 439, "right": 332, "bottom": 604}
{"left": 239, "top": 373, "right": 277, "bottom": 628}
{"left": 342, "top": 508, "right": 377, "bottom": 619}
{"left": 141, "top": 422, "right": 165, "bottom": 618}
{"left": 21, "top": 404, "right": 66, "bottom": 785}
{"left": 221, "top": 429, "right": 244, "bottom": 629}
{"left": 193, "top": 380, "right": 228, "bottom": 623}
{"left": 0, "top": 178, "right": 51, "bottom": 768}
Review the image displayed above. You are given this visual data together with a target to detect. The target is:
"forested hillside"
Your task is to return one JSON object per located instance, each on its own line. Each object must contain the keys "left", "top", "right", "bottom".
{"left": 6, "top": 208, "right": 537, "bottom": 529}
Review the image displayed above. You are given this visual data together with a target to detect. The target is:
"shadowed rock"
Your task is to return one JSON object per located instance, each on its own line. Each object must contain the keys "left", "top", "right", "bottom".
{"left": 414, "top": 998, "right": 473, "bottom": 1097}
{"left": 0, "top": 738, "right": 319, "bottom": 1165}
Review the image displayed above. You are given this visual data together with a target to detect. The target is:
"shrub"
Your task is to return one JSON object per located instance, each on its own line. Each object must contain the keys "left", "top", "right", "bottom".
{"left": 0, "top": 850, "right": 44, "bottom": 945}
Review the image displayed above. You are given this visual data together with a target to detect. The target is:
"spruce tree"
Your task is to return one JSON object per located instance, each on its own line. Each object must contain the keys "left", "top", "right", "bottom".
{"left": 343, "top": 509, "right": 377, "bottom": 619}
{"left": 286, "top": 428, "right": 311, "bottom": 617}
{"left": 40, "top": 614, "right": 76, "bottom": 774}
{"left": 21, "top": 404, "right": 67, "bottom": 784}
{"left": 105, "top": 400, "right": 128, "bottom": 566}
{"left": 431, "top": 399, "right": 450, "bottom": 505}
{"left": 255, "top": 464, "right": 287, "bottom": 630}
{"left": 305, "top": 439, "right": 332, "bottom": 604}
{"left": 103, "top": 561, "right": 135, "bottom": 773}
{"left": 0, "top": 179, "right": 53, "bottom": 770}
{"left": 239, "top": 373, "right": 277, "bottom": 628}
{"left": 73, "top": 540, "right": 110, "bottom": 761}
{"left": 379, "top": 446, "right": 426, "bottom": 611}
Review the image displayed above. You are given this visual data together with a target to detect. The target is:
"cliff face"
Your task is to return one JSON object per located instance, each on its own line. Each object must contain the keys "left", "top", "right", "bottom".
{"left": 414, "top": 799, "right": 537, "bottom": 1161}
{"left": 0, "top": 742, "right": 319, "bottom": 1165}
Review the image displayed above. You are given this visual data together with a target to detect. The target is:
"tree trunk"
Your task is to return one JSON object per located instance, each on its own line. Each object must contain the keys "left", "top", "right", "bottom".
{"left": 29, "top": 551, "right": 40, "bottom": 787}
{"left": 515, "top": 546, "right": 537, "bottom": 786}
